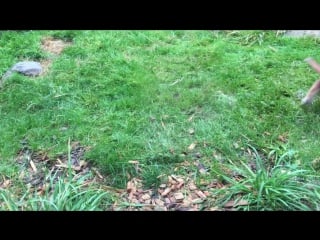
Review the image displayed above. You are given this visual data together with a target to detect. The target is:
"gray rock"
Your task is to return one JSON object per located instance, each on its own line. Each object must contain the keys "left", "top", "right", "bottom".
{"left": 1, "top": 61, "right": 42, "bottom": 87}
{"left": 11, "top": 61, "right": 42, "bottom": 76}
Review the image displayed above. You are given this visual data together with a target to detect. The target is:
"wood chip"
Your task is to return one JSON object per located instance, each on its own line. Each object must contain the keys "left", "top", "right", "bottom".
{"left": 174, "top": 192, "right": 184, "bottom": 201}
{"left": 195, "top": 190, "right": 207, "bottom": 199}
{"left": 155, "top": 199, "right": 165, "bottom": 206}
{"left": 92, "top": 167, "right": 104, "bottom": 179}
{"left": 192, "top": 198, "right": 204, "bottom": 204}
{"left": 161, "top": 187, "right": 172, "bottom": 197}
{"left": 189, "top": 182, "right": 197, "bottom": 191}
{"left": 141, "top": 194, "right": 151, "bottom": 201}
{"left": 176, "top": 181, "right": 184, "bottom": 189}
{"left": 154, "top": 206, "right": 167, "bottom": 211}
{"left": 30, "top": 160, "right": 37, "bottom": 173}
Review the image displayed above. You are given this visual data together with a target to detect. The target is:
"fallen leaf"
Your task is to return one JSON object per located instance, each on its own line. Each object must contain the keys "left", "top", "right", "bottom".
{"left": 188, "top": 143, "right": 196, "bottom": 151}
{"left": 278, "top": 133, "right": 288, "bottom": 143}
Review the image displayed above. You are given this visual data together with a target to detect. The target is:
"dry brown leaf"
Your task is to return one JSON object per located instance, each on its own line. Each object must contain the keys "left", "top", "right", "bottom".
{"left": 278, "top": 133, "right": 288, "bottom": 143}
{"left": 188, "top": 143, "right": 196, "bottom": 151}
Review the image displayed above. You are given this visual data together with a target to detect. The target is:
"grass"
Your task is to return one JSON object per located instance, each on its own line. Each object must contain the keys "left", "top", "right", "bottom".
{"left": 211, "top": 144, "right": 320, "bottom": 210}
{"left": 1, "top": 30, "right": 320, "bottom": 210}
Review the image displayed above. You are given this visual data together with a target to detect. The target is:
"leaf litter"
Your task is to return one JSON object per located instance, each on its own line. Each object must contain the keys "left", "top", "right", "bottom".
{"left": 1, "top": 139, "right": 253, "bottom": 211}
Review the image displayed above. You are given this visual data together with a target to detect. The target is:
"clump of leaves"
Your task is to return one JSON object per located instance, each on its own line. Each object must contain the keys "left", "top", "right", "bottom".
{"left": 212, "top": 145, "right": 320, "bottom": 210}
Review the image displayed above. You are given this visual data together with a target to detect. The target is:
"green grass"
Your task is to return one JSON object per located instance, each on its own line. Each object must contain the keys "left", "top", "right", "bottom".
{"left": 211, "top": 144, "right": 320, "bottom": 210}
{"left": 1, "top": 30, "right": 320, "bottom": 209}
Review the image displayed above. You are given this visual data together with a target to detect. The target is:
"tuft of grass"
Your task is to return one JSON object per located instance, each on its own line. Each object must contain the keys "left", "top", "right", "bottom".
{"left": 211, "top": 145, "right": 320, "bottom": 210}
{"left": 0, "top": 175, "right": 114, "bottom": 210}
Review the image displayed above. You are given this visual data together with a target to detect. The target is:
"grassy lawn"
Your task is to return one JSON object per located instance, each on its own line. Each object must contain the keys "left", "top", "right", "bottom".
{"left": 1, "top": 30, "right": 320, "bottom": 210}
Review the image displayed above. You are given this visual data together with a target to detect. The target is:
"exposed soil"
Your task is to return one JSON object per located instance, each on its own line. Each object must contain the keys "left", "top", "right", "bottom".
{"left": 39, "top": 37, "right": 72, "bottom": 76}
{"left": 41, "top": 37, "right": 72, "bottom": 55}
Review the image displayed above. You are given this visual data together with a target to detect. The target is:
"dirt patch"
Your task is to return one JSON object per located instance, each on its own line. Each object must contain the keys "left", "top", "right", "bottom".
{"left": 41, "top": 37, "right": 72, "bottom": 55}
{"left": 39, "top": 37, "right": 72, "bottom": 76}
